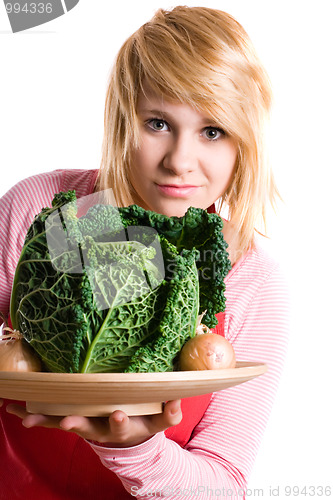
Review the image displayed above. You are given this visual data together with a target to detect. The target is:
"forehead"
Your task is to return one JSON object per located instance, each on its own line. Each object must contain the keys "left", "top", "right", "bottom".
{"left": 136, "top": 85, "right": 215, "bottom": 125}
{"left": 137, "top": 85, "right": 174, "bottom": 110}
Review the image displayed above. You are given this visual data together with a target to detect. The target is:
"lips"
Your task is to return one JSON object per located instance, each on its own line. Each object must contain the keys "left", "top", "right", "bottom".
{"left": 156, "top": 184, "right": 199, "bottom": 198}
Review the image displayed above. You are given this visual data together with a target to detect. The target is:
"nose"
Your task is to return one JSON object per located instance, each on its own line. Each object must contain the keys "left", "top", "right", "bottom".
{"left": 162, "top": 133, "right": 195, "bottom": 175}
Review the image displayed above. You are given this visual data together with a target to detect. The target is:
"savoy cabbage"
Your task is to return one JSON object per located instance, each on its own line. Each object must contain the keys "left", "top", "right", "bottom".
{"left": 10, "top": 191, "right": 231, "bottom": 373}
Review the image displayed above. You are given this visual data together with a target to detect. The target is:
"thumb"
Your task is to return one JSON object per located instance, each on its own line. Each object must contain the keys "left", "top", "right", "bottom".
{"left": 148, "top": 399, "right": 182, "bottom": 433}
{"left": 164, "top": 399, "right": 182, "bottom": 419}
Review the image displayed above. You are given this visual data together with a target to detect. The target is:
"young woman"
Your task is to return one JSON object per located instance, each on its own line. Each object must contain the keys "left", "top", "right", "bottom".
{"left": 0, "top": 6, "right": 289, "bottom": 499}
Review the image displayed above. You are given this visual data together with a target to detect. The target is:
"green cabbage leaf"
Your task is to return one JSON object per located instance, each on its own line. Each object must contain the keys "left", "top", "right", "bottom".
{"left": 10, "top": 191, "right": 231, "bottom": 373}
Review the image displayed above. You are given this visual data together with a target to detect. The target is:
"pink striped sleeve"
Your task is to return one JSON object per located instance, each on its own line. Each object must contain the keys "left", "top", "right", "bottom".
{"left": 0, "top": 169, "right": 97, "bottom": 324}
{"left": 89, "top": 247, "right": 290, "bottom": 499}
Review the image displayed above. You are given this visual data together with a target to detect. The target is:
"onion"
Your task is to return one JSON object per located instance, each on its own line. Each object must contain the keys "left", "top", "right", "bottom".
{"left": 179, "top": 330, "right": 236, "bottom": 371}
{"left": 0, "top": 330, "right": 42, "bottom": 372}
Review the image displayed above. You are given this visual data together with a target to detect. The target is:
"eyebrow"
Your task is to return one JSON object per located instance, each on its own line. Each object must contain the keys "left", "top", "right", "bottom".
{"left": 137, "top": 108, "right": 166, "bottom": 116}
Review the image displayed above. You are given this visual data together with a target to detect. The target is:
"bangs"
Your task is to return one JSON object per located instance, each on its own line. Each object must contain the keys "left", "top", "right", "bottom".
{"left": 130, "top": 11, "right": 270, "bottom": 147}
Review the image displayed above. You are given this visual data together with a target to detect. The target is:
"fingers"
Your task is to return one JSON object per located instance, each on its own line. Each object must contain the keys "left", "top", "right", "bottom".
{"left": 59, "top": 415, "right": 110, "bottom": 441}
{"left": 58, "top": 411, "right": 140, "bottom": 445}
{"left": 23, "top": 414, "right": 63, "bottom": 428}
{"left": 6, "top": 404, "right": 63, "bottom": 428}
{"left": 104, "top": 400, "right": 183, "bottom": 447}
{"left": 60, "top": 412, "right": 141, "bottom": 445}
{"left": 6, "top": 404, "right": 108, "bottom": 440}
{"left": 5, "top": 401, "right": 129, "bottom": 443}
{"left": 6, "top": 403, "right": 29, "bottom": 419}
{"left": 4, "top": 400, "right": 183, "bottom": 448}
{"left": 107, "top": 411, "right": 135, "bottom": 444}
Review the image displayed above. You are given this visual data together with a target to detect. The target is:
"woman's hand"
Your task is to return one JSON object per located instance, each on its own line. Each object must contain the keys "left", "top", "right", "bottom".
{"left": 5, "top": 399, "right": 182, "bottom": 448}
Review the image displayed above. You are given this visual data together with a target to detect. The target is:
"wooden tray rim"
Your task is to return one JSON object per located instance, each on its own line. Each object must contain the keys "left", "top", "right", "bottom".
{"left": 0, "top": 361, "right": 267, "bottom": 383}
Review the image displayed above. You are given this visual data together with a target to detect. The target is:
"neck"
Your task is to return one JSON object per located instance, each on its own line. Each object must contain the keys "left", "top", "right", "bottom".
{"left": 222, "top": 220, "right": 245, "bottom": 267}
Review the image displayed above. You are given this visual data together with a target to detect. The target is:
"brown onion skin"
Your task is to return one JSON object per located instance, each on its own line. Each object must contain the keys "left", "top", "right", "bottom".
{"left": 179, "top": 333, "right": 236, "bottom": 371}
{"left": 0, "top": 338, "right": 42, "bottom": 372}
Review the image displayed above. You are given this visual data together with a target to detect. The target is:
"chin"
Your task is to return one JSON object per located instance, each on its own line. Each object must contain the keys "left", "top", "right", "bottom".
{"left": 157, "top": 202, "right": 190, "bottom": 217}
{"left": 138, "top": 196, "right": 207, "bottom": 218}
{"left": 159, "top": 204, "right": 204, "bottom": 218}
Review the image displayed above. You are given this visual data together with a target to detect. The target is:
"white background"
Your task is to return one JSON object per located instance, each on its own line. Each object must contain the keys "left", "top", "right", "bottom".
{"left": 1, "top": 1, "right": 332, "bottom": 498}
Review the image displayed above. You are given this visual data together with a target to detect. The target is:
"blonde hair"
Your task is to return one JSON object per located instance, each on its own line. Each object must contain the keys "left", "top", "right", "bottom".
{"left": 97, "top": 5, "right": 278, "bottom": 257}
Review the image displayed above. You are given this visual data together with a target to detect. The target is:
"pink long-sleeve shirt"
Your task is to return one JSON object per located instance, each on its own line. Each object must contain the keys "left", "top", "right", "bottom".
{"left": 0, "top": 169, "right": 289, "bottom": 499}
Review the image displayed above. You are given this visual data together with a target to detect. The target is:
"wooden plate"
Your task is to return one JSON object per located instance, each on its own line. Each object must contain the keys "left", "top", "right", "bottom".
{"left": 0, "top": 361, "right": 267, "bottom": 416}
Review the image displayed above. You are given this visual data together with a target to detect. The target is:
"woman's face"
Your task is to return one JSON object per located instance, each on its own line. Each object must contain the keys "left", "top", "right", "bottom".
{"left": 129, "top": 87, "right": 238, "bottom": 217}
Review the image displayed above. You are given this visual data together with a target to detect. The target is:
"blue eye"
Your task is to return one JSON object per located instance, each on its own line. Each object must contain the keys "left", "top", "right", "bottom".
{"left": 204, "top": 127, "right": 225, "bottom": 140}
{"left": 147, "top": 119, "right": 168, "bottom": 131}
